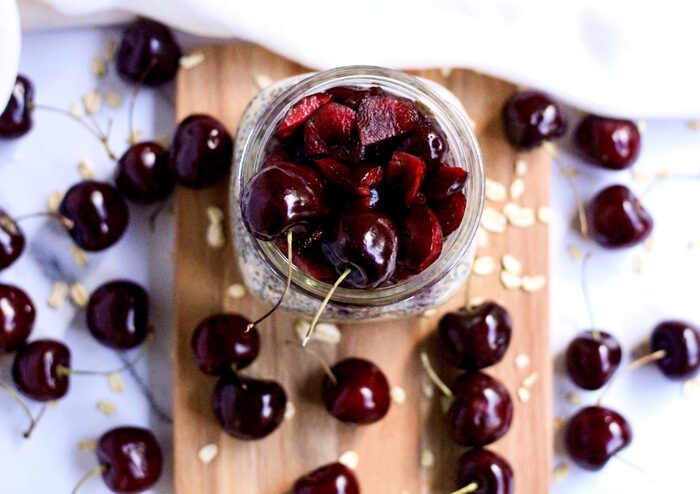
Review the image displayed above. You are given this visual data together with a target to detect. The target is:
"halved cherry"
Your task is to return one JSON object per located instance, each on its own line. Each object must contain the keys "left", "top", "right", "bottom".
{"left": 314, "top": 158, "right": 383, "bottom": 196}
{"left": 423, "top": 165, "right": 468, "bottom": 202}
{"left": 431, "top": 192, "right": 467, "bottom": 236}
{"left": 277, "top": 93, "right": 333, "bottom": 140}
{"left": 327, "top": 86, "right": 384, "bottom": 109}
{"left": 386, "top": 151, "right": 426, "bottom": 207}
{"left": 357, "top": 95, "right": 421, "bottom": 145}
{"left": 399, "top": 205, "right": 443, "bottom": 273}
{"left": 303, "top": 102, "right": 357, "bottom": 159}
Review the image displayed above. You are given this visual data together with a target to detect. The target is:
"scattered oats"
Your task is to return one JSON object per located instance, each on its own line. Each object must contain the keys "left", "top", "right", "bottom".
{"left": 554, "top": 416, "right": 566, "bottom": 433}
{"left": 206, "top": 206, "right": 224, "bottom": 223}
{"left": 521, "top": 371, "right": 539, "bottom": 388}
{"left": 198, "top": 443, "right": 219, "bottom": 464}
{"left": 515, "top": 158, "right": 528, "bottom": 177}
{"left": 536, "top": 206, "right": 553, "bottom": 224}
{"left": 481, "top": 207, "right": 507, "bottom": 233}
{"left": 91, "top": 56, "right": 107, "bottom": 77}
{"left": 47, "top": 281, "right": 69, "bottom": 309}
{"left": 517, "top": 386, "right": 530, "bottom": 403}
{"left": 338, "top": 450, "right": 359, "bottom": 470}
{"left": 78, "top": 439, "right": 97, "bottom": 452}
{"left": 485, "top": 178, "right": 507, "bottom": 202}
{"left": 421, "top": 382, "right": 434, "bottom": 399}
{"left": 655, "top": 167, "right": 671, "bottom": 178}
{"left": 227, "top": 283, "right": 246, "bottom": 299}
{"left": 127, "top": 130, "right": 143, "bottom": 145}
{"left": 0, "top": 215, "right": 17, "bottom": 234}
{"left": 687, "top": 119, "right": 700, "bottom": 131}
{"left": 294, "top": 319, "right": 341, "bottom": 345}
{"left": 105, "top": 91, "right": 122, "bottom": 108}
{"left": 390, "top": 386, "right": 407, "bottom": 405}
{"left": 180, "top": 51, "right": 206, "bottom": 70}
{"left": 284, "top": 401, "right": 296, "bottom": 420}
{"left": 473, "top": 255, "right": 496, "bottom": 276}
{"left": 421, "top": 308, "right": 437, "bottom": 317}
{"left": 71, "top": 245, "right": 89, "bottom": 268}
{"left": 501, "top": 254, "right": 522, "bottom": 274}
{"left": 253, "top": 73, "right": 274, "bottom": 90}
{"left": 567, "top": 245, "right": 583, "bottom": 262}
{"left": 644, "top": 235, "right": 655, "bottom": 252}
{"left": 47, "top": 400, "right": 59, "bottom": 409}
{"left": 633, "top": 255, "right": 645, "bottom": 274}
{"left": 632, "top": 168, "right": 651, "bottom": 181}
{"left": 683, "top": 379, "right": 700, "bottom": 399}
{"left": 96, "top": 399, "right": 117, "bottom": 416}
{"left": 636, "top": 120, "right": 647, "bottom": 133}
{"left": 440, "top": 394, "right": 452, "bottom": 413}
{"left": 515, "top": 353, "right": 530, "bottom": 370}
{"left": 477, "top": 228, "right": 488, "bottom": 248}
{"left": 154, "top": 134, "right": 170, "bottom": 147}
{"left": 565, "top": 391, "right": 582, "bottom": 406}
{"left": 69, "top": 102, "right": 84, "bottom": 118}
{"left": 82, "top": 90, "right": 102, "bottom": 115}
{"left": 542, "top": 141, "right": 560, "bottom": 159}
{"left": 439, "top": 67, "right": 453, "bottom": 78}
{"left": 552, "top": 463, "right": 570, "bottom": 483}
{"left": 560, "top": 167, "right": 579, "bottom": 178}
{"left": 47, "top": 190, "right": 63, "bottom": 213}
{"left": 468, "top": 296, "right": 485, "bottom": 309}
{"left": 104, "top": 39, "right": 118, "bottom": 61}
{"left": 107, "top": 372, "right": 124, "bottom": 394}
{"left": 522, "top": 275, "right": 546, "bottom": 293}
{"left": 420, "top": 449, "right": 435, "bottom": 468}
{"left": 69, "top": 282, "right": 89, "bottom": 307}
{"left": 500, "top": 271, "right": 522, "bottom": 290}
{"left": 206, "top": 206, "right": 226, "bottom": 249}
{"left": 509, "top": 178, "right": 525, "bottom": 199}
{"left": 77, "top": 159, "right": 95, "bottom": 179}
{"left": 503, "top": 202, "right": 535, "bottom": 227}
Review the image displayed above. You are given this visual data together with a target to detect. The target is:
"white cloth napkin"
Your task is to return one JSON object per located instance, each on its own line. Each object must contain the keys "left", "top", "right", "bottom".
{"left": 6, "top": 0, "right": 700, "bottom": 119}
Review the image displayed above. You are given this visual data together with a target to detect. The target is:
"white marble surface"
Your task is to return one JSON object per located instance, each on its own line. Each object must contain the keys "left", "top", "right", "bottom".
{"left": 0, "top": 27, "right": 699, "bottom": 494}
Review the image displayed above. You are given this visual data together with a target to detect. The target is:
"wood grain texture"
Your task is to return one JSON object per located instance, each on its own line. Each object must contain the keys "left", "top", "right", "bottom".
{"left": 173, "top": 44, "right": 552, "bottom": 494}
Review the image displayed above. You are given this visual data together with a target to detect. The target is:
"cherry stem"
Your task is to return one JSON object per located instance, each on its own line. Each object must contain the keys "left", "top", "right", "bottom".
{"left": 597, "top": 349, "right": 667, "bottom": 406}
{"left": 419, "top": 351, "right": 453, "bottom": 399}
{"left": 57, "top": 333, "right": 154, "bottom": 377}
{"left": 552, "top": 158, "right": 588, "bottom": 237}
{"left": 228, "top": 364, "right": 248, "bottom": 390}
{"left": 639, "top": 172, "right": 700, "bottom": 204}
{"left": 71, "top": 465, "right": 106, "bottom": 494}
{"left": 302, "top": 267, "right": 352, "bottom": 347}
{"left": 615, "top": 455, "right": 658, "bottom": 484}
{"left": 284, "top": 339, "right": 337, "bottom": 385}
{"left": 450, "top": 482, "right": 479, "bottom": 494}
{"left": 580, "top": 252, "right": 600, "bottom": 341}
{"left": 13, "top": 211, "right": 74, "bottom": 230}
{"left": 128, "top": 57, "right": 157, "bottom": 140}
{"left": 247, "top": 231, "right": 294, "bottom": 332}
{"left": 0, "top": 382, "right": 40, "bottom": 439}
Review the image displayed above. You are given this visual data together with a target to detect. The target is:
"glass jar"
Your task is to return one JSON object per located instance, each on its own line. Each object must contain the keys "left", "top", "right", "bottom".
{"left": 230, "top": 66, "right": 484, "bottom": 321}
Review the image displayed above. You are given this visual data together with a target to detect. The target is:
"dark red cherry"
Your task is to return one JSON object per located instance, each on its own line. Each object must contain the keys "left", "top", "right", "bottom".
{"left": 213, "top": 374, "right": 287, "bottom": 440}
{"left": 456, "top": 449, "right": 514, "bottom": 494}
{"left": 327, "top": 86, "right": 384, "bottom": 110}
{"left": 303, "top": 102, "right": 357, "bottom": 160}
{"left": 650, "top": 320, "right": 700, "bottom": 379}
{"left": 293, "top": 462, "right": 360, "bottom": 494}
{"left": 586, "top": 185, "right": 652, "bottom": 248}
{"left": 565, "top": 406, "right": 632, "bottom": 471}
{"left": 438, "top": 302, "right": 512, "bottom": 371}
{"left": 241, "top": 165, "right": 325, "bottom": 241}
{"left": 386, "top": 151, "right": 426, "bottom": 207}
{"left": 423, "top": 165, "right": 468, "bottom": 202}
{"left": 399, "top": 205, "right": 443, "bottom": 273}
{"left": 0, "top": 210, "right": 25, "bottom": 270}
{"left": 398, "top": 118, "right": 447, "bottom": 164}
{"left": 321, "top": 357, "right": 391, "bottom": 424}
{"left": 357, "top": 95, "right": 421, "bottom": 145}
{"left": 566, "top": 330, "right": 622, "bottom": 390}
{"left": 191, "top": 313, "right": 260, "bottom": 375}
{"left": 116, "top": 19, "right": 182, "bottom": 86}
{"left": 96, "top": 426, "right": 163, "bottom": 493}
{"left": 321, "top": 211, "right": 398, "bottom": 289}
{"left": 86, "top": 280, "right": 149, "bottom": 350}
{"left": 170, "top": 114, "right": 234, "bottom": 189}
{"left": 447, "top": 372, "right": 513, "bottom": 447}
{"left": 574, "top": 115, "right": 641, "bottom": 170}
{"left": 12, "top": 339, "right": 70, "bottom": 401}
{"left": 0, "top": 283, "right": 35, "bottom": 353}
{"left": 431, "top": 192, "right": 467, "bottom": 236}
{"left": 502, "top": 90, "right": 567, "bottom": 149}
{"left": 59, "top": 181, "right": 129, "bottom": 251}
{"left": 0, "top": 75, "right": 34, "bottom": 139}
{"left": 115, "top": 142, "right": 174, "bottom": 204}
{"left": 278, "top": 92, "right": 333, "bottom": 140}
{"left": 314, "top": 158, "right": 383, "bottom": 197}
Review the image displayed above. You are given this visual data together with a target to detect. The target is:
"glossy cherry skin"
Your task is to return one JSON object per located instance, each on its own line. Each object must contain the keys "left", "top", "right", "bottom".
{"left": 12, "top": 339, "right": 70, "bottom": 401}
{"left": 191, "top": 313, "right": 260, "bottom": 375}
{"left": 586, "top": 185, "right": 652, "bottom": 248}
{"left": 213, "top": 374, "right": 287, "bottom": 440}
{"left": 170, "top": 114, "right": 234, "bottom": 189}
{"left": 293, "top": 462, "right": 360, "bottom": 494}
{"left": 502, "top": 90, "right": 567, "bottom": 149}
{"left": 97, "top": 426, "right": 163, "bottom": 493}
{"left": 86, "top": 280, "right": 149, "bottom": 350}
{"left": 0, "top": 75, "right": 34, "bottom": 139}
{"left": 321, "top": 211, "right": 398, "bottom": 289}
{"left": 456, "top": 449, "right": 514, "bottom": 494}
{"left": 322, "top": 357, "right": 391, "bottom": 424}
{"left": 574, "top": 115, "right": 641, "bottom": 170}
{"left": 566, "top": 330, "right": 621, "bottom": 390}
{"left": 59, "top": 181, "right": 130, "bottom": 251}
{"left": 447, "top": 372, "right": 513, "bottom": 447}
{"left": 116, "top": 19, "right": 182, "bottom": 86}
{"left": 115, "top": 142, "right": 174, "bottom": 204}
{"left": 438, "top": 302, "right": 512, "bottom": 371}
{"left": 0, "top": 283, "right": 35, "bottom": 354}
{"left": 650, "top": 320, "right": 700, "bottom": 379}
{"left": 565, "top": 406, "right": 632, "bottom": 471}
{"left": 0, "top": 210, "right": 25, "bottom": 270}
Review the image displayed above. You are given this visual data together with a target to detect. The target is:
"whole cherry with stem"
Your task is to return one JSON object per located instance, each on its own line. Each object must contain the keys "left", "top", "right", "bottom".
{"left": 501, "top": 90, "right": 567, "bottom": 149}
{"left": 0, "top": 282, "right": 35, "bottom": 354}
{"left": 574, "top": 115, "right": 641, "bottom": 170}
{"left": 86, "top": 280, "right": 151, "bottom": 349}
{"left": 191, "top": 313, "right": 260, "bottom": 375}
{"left": 292, "top": 462, "right": 360, "bottom": 494}
{"left": 116, "top": 18, "right": 182, "bottom": 86}
{"left": 0, "top": 209, "right": 25, "bottom": 271}
{"left": 0, "top": 75, "right": 34, "bottom": 139}
{"left": 452, "top": 448, "right": 514, "bottom": 494}
{"left": 586, "top": 184, "right": 653, "bottom": 249}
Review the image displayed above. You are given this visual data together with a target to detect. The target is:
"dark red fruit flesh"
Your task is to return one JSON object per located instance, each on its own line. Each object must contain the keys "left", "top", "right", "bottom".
{"left": 357, "top": 95, "right": 421, "bottom": 145}
{"left": 278, "top": 93, "right": 333, "bottom": 139}
{"left": 303, "top": 102, "right": 357, "bottom": 160}
{"left": 386, "top": 151, "right": 426, "bottom": 207}
{"left": 398, "top": 117, "right": 447, "bottom": 164}
{"left": 97, "top": 426, "right": 163, "bottom": 493}
{"left": 650, "top": 320, "right": 700, "bottom": 379}
{"left": 565, "top": 406, "right": 632, "bottom": 471}
{"left": 115, "top": 142, "right": 174, "bottom": 204}
{"left": 314, "top": 158, "right": 383, "bottom": 197}
{"left": 293, "top": 462, "right": 360, "bottom": 494}
{"left": 0, "top": 210, "right": 25, "bottom": 270}
{"left": 59, "top": 181, "right": 129, "bottom": 251}
{"left": 213, "top": 374, "right": 287, "bottom": 440}
{"left": 170, "top": 114, "right": 234, "bottom": 189}
{"left": 322, "top": 357, "right": 391, "bottom": 424}
{"left": 12, "top": 339, "right": 70, "bottom": 401}
{"left": 116, "top": 19, "right": 182, "bottom": 86}
{"left": 0, "top": 283, "right": 35, "bottom": 353}
{"left": 423, "top": 165, "right": 468, "bottom": 202}
{"left": 447, "top": 372, "right": 513, "bottom": 447}
{"left": 574, "top": 115, "right": 641, "bottom": 170}
{"left": 86, "top": 280, "right": 150, "bottom": 350}
{"left": 399, "top": 205, "right": 443, "bottom": 273}
{"left": 432, "top": 192, "right": 467, "bottom": 236}
{"left": 566, "top": 330, "right": 622, "bottom": 390}
{"left": 191, "top": 313, "right": 260, "bottom": 375}
{"left": 586, "top": 185, "right": 652, "bottom": 248}
{"left": 438, "top": 302, "right": 512, "bottom": 371}
{"left": 456, "top": 449, "right": 514, "bottom": 494}
{"left": 0, "top": 75, "right": 34, "bottom": 139}
{"left": 502, "top": 90, "right": 566, "bottom": 149}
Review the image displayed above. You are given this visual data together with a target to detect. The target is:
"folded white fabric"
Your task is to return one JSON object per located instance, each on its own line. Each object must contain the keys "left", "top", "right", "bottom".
{"left": 8, "top": 0, "right": 700, "bottom": 119}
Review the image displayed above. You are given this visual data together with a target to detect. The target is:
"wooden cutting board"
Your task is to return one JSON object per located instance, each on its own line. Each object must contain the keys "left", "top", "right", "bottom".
{"left": 173, "top": 44, "right": 552, "bottom": 494}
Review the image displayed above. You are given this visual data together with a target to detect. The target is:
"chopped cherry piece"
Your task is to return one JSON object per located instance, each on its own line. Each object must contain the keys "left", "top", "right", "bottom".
{"left": 97, "top": 427, "right": 163, "bottom": 493}
{"left": 293, "top": 462, "right": 360, "bottom": 494}
{"left": 278, "top": 93, "right": 333, "bottom": 139}
{"left": 0, "top": 75, "right": 34, "bottom": 139}
{"left": 457, "top": 448, "right": 514, "bottom": 494}
{"left": 423, "top": 165, "right": 468, "bottom": 202}
{"left": 502, "top": 90, "right": 567, "bottom": 149}
{"left": 12, "top": 339, "right": 70, "bottom": 401}
{"left": 358, "top": 95, "right": 421, "bottom": 145}
{"left": 650, "top": 320, "right": 700, "bottom": 379}
{"left": 327, "top": 86, "right": 384, "bottom": 109}
{"left": 116, "top": 19, "right": 182, "bottom": 86}
{"left": 0, "top": 210, "right": 25, "bottom": 271}
{"left": 314, "top": 158, "right": 383, "bottom": 197}
{"left": 115, "top": 142, "right": 174, "bottom": 204}
{"left": 566, "top": 330, "right": 622, "bottom": 390}
{"left": 191, "top": 313, "right": 260, "bottom": 375}
{"left": 346, "top": 189, "right": 381, "bottom": 211}
{"left": 586, "top": 185, "right": 652, "bottom": 248}
{"left": 303, "top": 102, "right": 357, "bottom": 159}
{"left": 399, "top": 205, "right": 443, "bottom": 273}
{"left": 565, "top": 406, "right": 632, "bottom": 471}
{"left": 386, "top": 151, "right": 426, "bottom": 207}
{"left": 574, "top": 115, "right": 641, "bottom": 170}
{"left": 398, "top": 117, "right": 447, "bottom": 164}
{"left": 0, "top": 283, "right": 35, "bottom": 354}
{"left": 431, "top": 192, "right": 467, "bottom": 236}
